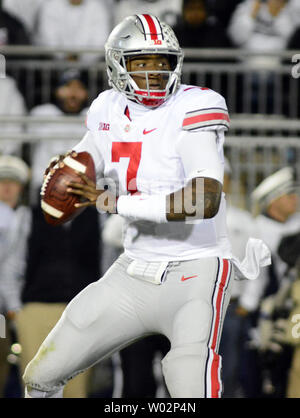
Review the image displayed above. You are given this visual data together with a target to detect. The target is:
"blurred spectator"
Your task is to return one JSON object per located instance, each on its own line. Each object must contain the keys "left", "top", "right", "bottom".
{"left": 15, "top": 203, "right": 101, "bottom": 398}
{"left": 0, "top": 76, "right": 27, "bottom": 156}
{"left": 113, "top": 0, "right": 182, "bottom": 28}
{"left": 34, "top": 0, "right": 112, "bottom": 62}
{"left": 0, "top": 155, "right": 30, "bottom": 397}
{"left": 204, "top": 0, "right": 244, "bottom": 28}
{"left": 101, "top": 214, "right": 125, "bottom": 272}
{"left": 228, "top": 0, "right": 300, "bottom": 114}
{"left": 27, "top": 68, "right": 89, "bottom": 204}
{"left": 277, "top": 231, "right": 300, "bottom": 398}
{"left": 240, "top": 167, "right": 300, "bottom": 397}
{"left": 284, "top": 0, "right": 300, "bottom": 29}
{"left": 2, "top": 0, "right": 44, "bottom": 39}
{"left": 228, "top": 0, "right": 298, "bottom": 68}
{"left": 0, "top": 0, "right": 30, "bottom": 45}
{"left": 173, "top": 0, "right": 232, "bottom": 48}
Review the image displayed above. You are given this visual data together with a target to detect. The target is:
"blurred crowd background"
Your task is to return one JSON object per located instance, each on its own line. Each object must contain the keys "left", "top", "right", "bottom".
{"left": 1, "top": 0, "right": 300, "bottom": 398}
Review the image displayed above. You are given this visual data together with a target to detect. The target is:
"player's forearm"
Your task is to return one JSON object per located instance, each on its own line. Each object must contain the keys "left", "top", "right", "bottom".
{"left": 116, "top": 177, "right": 222, "bottom": 223}
{"left": 166, "top": 177, "right": 222, "bottom": 221}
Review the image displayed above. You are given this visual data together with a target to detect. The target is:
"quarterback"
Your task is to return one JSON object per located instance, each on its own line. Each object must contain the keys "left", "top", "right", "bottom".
{"left": 23, "top": 14, "right": 268, "bottom": 398}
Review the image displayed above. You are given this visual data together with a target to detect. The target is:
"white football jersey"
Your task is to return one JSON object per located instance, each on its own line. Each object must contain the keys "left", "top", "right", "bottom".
{"left": 74, "top": 84, "right": 232, "bottom": 261}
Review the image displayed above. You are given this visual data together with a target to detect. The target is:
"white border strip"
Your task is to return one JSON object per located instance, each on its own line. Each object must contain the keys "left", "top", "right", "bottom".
{"left": 41, "top": 200, "right": 64, "bottom": 218}
{"left": 63, "top": 156, "right": 86, "bottom": 173}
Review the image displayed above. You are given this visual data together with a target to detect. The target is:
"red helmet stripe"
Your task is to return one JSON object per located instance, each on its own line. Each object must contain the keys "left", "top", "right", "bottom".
{"left": 142, "top": 14, "right": 158, "bottom": 40}
{"left": 136, "top": 14, "right": 164, "bottom": 41}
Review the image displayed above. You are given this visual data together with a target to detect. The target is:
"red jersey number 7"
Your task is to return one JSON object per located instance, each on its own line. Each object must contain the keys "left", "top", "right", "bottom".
{"left": 111, "top": 142, "right": 142, "bottom": 195}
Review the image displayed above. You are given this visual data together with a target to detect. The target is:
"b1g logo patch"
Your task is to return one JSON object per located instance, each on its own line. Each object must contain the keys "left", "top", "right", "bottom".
{"left": 99, "top": 122, "right": 110, "bottom": 131}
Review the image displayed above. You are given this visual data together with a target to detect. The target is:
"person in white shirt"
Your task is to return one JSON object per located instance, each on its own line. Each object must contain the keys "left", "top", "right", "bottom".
{"left": 0, "top": 155, "right": 30, "bottom": 397}
{"left": 2, "top": 0, "right": 43, "bottom": 39}
{"left": 34, "top": 0, "right": 113, "bottom": 62}
{"left": 113, "top": 0, "right": 182, "bottom": 27}
{"left": 28, "top": 68, "right": 89, "bottom": 204}
{"left": 0, "top": 76, "right": 27, "bottom": 156}
{"left": 228, "top": 0, "right": 298, "bottom": 68}
{"left": 252, "top": 167, "right": 300, "bottom": 293}
{"left": 23, "top": 14, "right": 270, "bottom": 399}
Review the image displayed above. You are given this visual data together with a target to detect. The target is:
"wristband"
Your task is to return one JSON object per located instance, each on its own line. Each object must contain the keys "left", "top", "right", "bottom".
{"left": 117, "top": 194, "right": 167, "bottom": 223}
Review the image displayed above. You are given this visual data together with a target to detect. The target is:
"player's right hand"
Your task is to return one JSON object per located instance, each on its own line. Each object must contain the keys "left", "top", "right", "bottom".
{"left": 43, "top": 150, "right": 77, "bottom": 179}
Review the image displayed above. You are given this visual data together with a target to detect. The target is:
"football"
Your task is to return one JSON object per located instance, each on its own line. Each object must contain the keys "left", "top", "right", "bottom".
{"left": 40, "top": 151, "right": 96, "bottom": 226}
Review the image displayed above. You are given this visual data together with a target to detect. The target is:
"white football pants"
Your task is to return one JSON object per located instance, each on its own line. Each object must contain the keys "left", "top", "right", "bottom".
{"left": 23, "top": 254, "right": 233, "bottom": 398}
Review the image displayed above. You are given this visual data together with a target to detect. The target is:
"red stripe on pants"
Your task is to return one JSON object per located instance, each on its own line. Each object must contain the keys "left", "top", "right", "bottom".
{"left": 210, "top": 259, "right": 229, "bottom": 398}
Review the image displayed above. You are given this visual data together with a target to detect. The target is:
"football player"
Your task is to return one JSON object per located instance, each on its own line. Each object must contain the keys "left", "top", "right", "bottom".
{"left": 23, "top": 14, "right": 269, "bottom": 398}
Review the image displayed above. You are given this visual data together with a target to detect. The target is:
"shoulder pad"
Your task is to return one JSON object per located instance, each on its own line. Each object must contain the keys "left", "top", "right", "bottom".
{"left": 180, "top": 88, "right": 230, "bottom": 132}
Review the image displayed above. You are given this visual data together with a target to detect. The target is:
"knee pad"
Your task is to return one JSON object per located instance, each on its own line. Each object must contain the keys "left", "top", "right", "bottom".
{"left": 161, "top": 344, "right": 223, "bottom": 398}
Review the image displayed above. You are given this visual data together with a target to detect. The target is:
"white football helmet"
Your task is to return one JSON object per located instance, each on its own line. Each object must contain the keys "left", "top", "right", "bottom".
{"left": 105, "top": 14, "right": 184, "bottom": 108}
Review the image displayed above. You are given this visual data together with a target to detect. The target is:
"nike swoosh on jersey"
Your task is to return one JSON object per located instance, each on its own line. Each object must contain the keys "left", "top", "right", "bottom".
{"left": 143, "top": 128, "right": 157, "bottom": 135}
{"left": 181, "top": 275, "right": 198, "bottom": 282}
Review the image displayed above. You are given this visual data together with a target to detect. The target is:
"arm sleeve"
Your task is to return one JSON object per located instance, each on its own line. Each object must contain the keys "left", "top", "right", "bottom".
{"left": 34, "top": 2, "right": 66, "bottom": 47}
{"left": 176, "top": 130, "right": 224, "bottom": 184}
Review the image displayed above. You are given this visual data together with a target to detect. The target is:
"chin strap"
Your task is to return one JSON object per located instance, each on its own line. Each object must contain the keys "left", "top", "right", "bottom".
{"left": 138, "top": 96, "right": 165, "bottom": 108}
